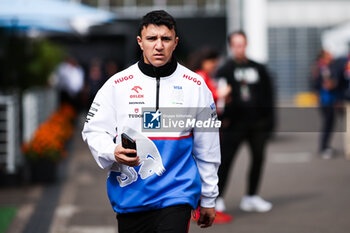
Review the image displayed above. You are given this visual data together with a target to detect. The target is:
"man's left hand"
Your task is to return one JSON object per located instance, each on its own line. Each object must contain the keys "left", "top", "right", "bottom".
{"left": 197, "top": 207, "right": 216, "bottom": 228}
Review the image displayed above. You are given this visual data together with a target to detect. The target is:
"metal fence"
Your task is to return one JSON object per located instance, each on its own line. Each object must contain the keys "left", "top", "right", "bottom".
{"left": 22, "top": 87, "right": 59, "bottom": 143}
{"left": 0, "top": 93, "right": 21, "bottom": 174}
{"left": 0, "top": 88, "right": 58, "bottom": 174}
{"left": 268, "top": 26, "right": 325, "bottom": 99}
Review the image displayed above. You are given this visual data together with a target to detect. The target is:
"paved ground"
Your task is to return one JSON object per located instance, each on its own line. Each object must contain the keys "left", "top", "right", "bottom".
{"left": 193, "top": 131, "right": 350, "bottom": 233}
{"left": 2, "top": 110, "right": 350, "bottom": 233}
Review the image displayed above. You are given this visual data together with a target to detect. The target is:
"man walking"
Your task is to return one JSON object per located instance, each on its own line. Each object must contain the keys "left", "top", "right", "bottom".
{"left": 82, "top": 10, "right": 220, "bottom": 233}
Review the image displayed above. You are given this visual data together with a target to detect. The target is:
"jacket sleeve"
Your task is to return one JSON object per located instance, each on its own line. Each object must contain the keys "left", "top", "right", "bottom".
{"left": 81, "top": 83, "right": 118, "bottom": 169}
{"left": 192, "top": 84, "right": 221, "bottom": 208}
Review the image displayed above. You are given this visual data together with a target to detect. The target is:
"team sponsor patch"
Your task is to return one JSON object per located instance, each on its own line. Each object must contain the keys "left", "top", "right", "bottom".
{"left": 85, "top": 102, "right": 100, "bottom": 123}
{"left": 128, "top": 113, "right": 142, "bottom": 118}
{"left": 129, "top": 101, "right": 145, "bottom": 105}
{"left": 171, "top": 85, "right": 184, "bottom": 105}
{"left": 183, "top": 74, "right": 202, "bottom": 85}
{"left": 130, "top": 86, "right": 144, "bottom": 98}
{"left": 114, "top": 75, "right": 134, "bottom": 84}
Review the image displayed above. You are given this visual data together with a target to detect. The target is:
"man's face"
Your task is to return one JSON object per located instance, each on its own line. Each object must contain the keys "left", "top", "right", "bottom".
{"left": 230, "top": 34, "right": 247, "bottom": 60}
{"left": 137, "top": 24, "right": 178, "bottom": 67}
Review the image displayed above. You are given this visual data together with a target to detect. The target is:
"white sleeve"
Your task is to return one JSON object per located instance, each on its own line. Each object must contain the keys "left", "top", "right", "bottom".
{"left": 192, "top": 86, "right": 221, "bottom": 208}
{"left": 81, "top": 85, "right": 118, "bottom": 169}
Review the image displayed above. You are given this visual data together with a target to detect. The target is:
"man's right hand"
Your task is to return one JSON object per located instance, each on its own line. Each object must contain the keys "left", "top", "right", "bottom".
{"left": 114, "top": 144, "right": 140, "bottom": 167}
{"left": 197, "top": 207, "right": 216, "bottom": 228}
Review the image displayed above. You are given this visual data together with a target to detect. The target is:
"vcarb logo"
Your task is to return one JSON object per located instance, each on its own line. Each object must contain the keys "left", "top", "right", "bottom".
{"left": 114, "top": 75, "right": 134, "bottom": 84}
{"left": 183, "top": 74, "right": 201, "bottom": 85}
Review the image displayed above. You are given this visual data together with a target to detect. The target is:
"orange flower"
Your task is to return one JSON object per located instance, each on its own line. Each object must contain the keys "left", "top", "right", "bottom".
{"left": 22, "top": 103, "right": 76, "bottom": 162}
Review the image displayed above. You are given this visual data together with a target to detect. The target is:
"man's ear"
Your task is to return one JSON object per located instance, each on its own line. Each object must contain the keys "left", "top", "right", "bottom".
{"left": 137, "top": 36, "right": 143, "bottom": 51}
{"left": 174, "top": 37, "right": 179, "bottom": 50}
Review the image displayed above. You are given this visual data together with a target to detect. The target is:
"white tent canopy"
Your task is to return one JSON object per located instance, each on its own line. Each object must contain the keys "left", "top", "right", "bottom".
{"left": 0, "top": 0, "right": 116, "bottom": 34}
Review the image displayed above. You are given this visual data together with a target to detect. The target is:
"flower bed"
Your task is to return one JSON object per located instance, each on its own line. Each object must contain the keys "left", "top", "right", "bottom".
{"left": 23, "top": 103, "right": 75, "bottom": 162}
{"left": 22, "top": 104, "right": 76, "bottom": 183}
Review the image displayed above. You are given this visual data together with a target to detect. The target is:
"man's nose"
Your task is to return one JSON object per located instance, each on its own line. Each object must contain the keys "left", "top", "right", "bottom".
{"left": 155, "top": 39, "right": 164, "bottom": 50}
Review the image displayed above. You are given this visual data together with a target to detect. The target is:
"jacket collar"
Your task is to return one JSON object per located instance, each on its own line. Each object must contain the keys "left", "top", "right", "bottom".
{"left": 138, "top": 57, "right": 177, "bottom": 78}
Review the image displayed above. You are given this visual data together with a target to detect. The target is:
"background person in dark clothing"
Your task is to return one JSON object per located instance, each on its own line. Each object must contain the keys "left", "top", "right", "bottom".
{"left": 332, "top": 50, "right": 350, "bottom": 159}
{"left": 86, "top": 58, "right": 105, "bottom": 105}
{"left": 311, "top": 50, "right": 341, "bottom": 159}
{"left": 215, "top": 30, "right": 275, "bottom": 213}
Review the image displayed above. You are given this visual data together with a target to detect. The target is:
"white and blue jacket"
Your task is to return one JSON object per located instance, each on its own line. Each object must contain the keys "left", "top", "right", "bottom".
{"left": 82, "top": 58, "right": 221, "bottom": 214}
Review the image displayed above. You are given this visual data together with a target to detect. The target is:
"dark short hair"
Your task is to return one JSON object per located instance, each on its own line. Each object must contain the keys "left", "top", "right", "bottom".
{"left": 138, "top": 10, "right": 177, "bottom": 37}
{"left": 227, "top": 30, "right": 247, "bottom": 45}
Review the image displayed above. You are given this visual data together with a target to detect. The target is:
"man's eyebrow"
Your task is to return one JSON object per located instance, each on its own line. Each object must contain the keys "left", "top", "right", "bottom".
{"left": 144, "top": 35, "right": 173, "bottom": 40}
{"left": 161, "top": 36, "right": 172, "bottom": 39}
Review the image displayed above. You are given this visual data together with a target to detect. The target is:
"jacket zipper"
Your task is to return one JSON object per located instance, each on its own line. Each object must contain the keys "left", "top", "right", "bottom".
{"left": 156, "top": 77, "right": 160, "bottom": 111}
{"left": 153, "top": 67, "right": 160, "bottom": 111}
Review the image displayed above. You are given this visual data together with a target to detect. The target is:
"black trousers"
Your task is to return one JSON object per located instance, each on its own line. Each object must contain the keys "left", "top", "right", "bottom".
{"left": 218, "top": 129, "right": 269, "bottom": 196}
{"left": 320, "top": 106, "right": 336, "bottom": 152}
{"left": 117, "top": 205, "right": 192, "bottom": 233}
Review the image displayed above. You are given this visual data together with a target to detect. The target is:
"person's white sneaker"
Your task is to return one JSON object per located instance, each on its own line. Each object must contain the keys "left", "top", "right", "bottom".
{"left": 320, "top": 148, "right": 334, "bottom": 159}
{"left": 240, "top": 195, "right": 272, "bottom": 212}
{"left": 215, "top": 197, "right": 226, "bottom": 212}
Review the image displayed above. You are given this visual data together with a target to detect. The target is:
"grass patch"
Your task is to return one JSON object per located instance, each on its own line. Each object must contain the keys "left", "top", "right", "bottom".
{"left": 0, "top": 207, "right": 17, "bottom": 233}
